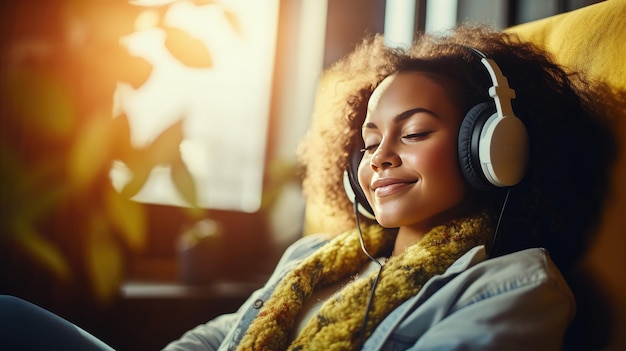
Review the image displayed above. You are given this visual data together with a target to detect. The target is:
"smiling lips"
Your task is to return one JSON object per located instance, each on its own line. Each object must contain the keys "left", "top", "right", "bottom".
{"left": 371, "top": 178, "right": 417, "bottom": 197}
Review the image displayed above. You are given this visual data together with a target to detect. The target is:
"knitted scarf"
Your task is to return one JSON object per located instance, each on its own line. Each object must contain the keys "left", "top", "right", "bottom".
{"left": 236, "top": 212, "right": 493, "bottom": 351}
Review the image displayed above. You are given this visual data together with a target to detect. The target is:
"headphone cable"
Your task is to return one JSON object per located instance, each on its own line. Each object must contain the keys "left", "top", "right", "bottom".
{"left": 354, "top": 198, "right": 384, "bottom": 350}
{"left": 354, "top": 187, "right": 511, "bottom": 349}
{"left": 489, "top": 187, "right": 511, "bottom": 258}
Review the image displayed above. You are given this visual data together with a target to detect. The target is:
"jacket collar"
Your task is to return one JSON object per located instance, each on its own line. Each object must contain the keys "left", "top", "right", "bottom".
{"left": 362, "top": 245, "right": 488, "bottom": 350}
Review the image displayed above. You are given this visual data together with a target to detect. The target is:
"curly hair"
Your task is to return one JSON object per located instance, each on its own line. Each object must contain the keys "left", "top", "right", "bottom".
{"left": 298, "top": 26, "right": 617, "bottom": 272}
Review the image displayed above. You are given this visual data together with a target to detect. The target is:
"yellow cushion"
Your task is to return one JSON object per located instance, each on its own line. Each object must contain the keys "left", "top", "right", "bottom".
{"left": 507, "top": 0, "right": 626, "bottom": 90}
{"left": 508, "top": 1, "right": 626, "bottom": 349}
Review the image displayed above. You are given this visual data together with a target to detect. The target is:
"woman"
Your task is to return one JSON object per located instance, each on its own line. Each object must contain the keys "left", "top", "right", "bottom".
{"left": 0, "top": 26, "right": 615, "bottom": 351}
{"left": 163, "top": 26, "right": 616, "bottom": 350}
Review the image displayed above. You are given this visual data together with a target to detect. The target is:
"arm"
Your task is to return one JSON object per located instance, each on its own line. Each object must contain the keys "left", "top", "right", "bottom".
{"left": 162, "top": 313, "right": 238, "bottom": 351}
{"left": 162, "top": 234, "right": 329, "bottom": 351}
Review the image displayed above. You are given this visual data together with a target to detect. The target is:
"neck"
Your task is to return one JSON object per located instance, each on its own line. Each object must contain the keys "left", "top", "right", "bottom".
{"left": 393, "top": 226, "right": 424, "bottom": 256}
{"left": 393, "top": 202, "right": 479, "bottom": 256}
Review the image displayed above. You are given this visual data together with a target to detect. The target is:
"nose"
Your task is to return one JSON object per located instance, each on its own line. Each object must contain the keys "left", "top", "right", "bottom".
{"left": 370, "top": 142, "right": 401, "bottom": 171}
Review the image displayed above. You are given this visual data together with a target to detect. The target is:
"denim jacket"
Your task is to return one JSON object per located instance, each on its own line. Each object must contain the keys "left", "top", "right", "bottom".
{"left": 163, "top": 235, "right": 574, "bottom": 351}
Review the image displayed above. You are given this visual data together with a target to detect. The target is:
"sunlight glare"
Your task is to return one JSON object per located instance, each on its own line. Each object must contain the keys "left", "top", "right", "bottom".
{"left": 114, "top": 0, "right": 279, "bottom": 212}
{"left": 134, "top": 10, "right": 160, "bottom": 31}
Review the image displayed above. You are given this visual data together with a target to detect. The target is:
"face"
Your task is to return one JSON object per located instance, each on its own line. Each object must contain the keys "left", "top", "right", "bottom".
{"left": 358, "top": 71, "right": 471, "bottom": 233}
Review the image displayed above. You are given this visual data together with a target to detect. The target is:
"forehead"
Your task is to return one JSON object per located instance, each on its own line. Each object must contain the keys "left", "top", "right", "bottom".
{"left": 366, "top": 71, "right": 463, "bottom": 119}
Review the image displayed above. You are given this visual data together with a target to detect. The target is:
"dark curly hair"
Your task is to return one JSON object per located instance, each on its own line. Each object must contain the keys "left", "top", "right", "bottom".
{"left": 298, "top": 26, "right": 617, "bottom": 273}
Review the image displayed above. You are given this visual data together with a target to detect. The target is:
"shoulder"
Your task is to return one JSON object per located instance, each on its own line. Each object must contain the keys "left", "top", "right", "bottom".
{"left": 381, "top": 248, "right": 576, "bottom": 350}
{"left": 273, "top": 234, "right": 330, "bottom": 269}
{"left": 285, "top": 234, "right": 330, "bottom": 258}
{"left": 470, "top": 248, "right": 569, "bottom": 288}
{"left": 452, "top": 247, "right": 574, "bottom": 311}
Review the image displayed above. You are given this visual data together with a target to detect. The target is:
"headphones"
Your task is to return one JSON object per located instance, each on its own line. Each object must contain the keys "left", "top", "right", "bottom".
{"left": 343, "top": 47, "right": 529, "bottom": 220}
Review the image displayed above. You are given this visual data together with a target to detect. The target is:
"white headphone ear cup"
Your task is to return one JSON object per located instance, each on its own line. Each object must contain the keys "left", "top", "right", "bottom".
{"left": 458, "top": 102, "right": 496, "bottom": 191}
{"left": 343, "top": 170, "right": 376, "bottom": 220}
{"left": 344, "top": 147, "right": 376, "bottom": 219}
{"left": 478, "top": 113, "right": 529, "bottom": 187}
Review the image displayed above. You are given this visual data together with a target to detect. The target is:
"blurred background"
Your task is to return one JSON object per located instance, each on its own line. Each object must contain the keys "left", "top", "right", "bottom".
{"left": 0, "top": 0, "right": 605, "bottom": 350}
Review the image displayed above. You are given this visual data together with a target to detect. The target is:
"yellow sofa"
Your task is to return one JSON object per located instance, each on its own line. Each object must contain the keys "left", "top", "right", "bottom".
{"left": 508, "top": 1, "right": 625, "bottom": 349}
{"left": 303, "top": 1, "right": 625, "bottom": 349}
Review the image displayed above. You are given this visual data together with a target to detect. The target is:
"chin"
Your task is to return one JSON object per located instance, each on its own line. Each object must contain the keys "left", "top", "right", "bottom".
{"left": 372, "top": 213, "right": 402, "bottom": 229}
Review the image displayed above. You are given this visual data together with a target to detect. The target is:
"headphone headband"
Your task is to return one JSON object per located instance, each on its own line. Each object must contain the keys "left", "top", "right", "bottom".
{"left": 463, "top": 47, "right": 529, "bottom": 189}
{"left": 468, "top": 48, "right": 517, "bottom": 119}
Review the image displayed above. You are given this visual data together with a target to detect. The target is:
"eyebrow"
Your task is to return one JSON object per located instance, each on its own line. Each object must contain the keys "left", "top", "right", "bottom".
{"left": 363, "top": 107, "right": 440, "bottom": 129}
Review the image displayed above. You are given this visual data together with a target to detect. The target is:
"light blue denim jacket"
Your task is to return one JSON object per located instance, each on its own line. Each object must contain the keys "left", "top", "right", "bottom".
{"left": 163, "top": 234, "right": 574, "bottom": 351}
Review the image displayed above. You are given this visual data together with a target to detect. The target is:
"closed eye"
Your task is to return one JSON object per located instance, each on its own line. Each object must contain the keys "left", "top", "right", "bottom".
{"left": 402, "top": 131, "right": 432, "bottom": 140}
{"left": 360, "top": 144, "right": 379, "bottom": 153}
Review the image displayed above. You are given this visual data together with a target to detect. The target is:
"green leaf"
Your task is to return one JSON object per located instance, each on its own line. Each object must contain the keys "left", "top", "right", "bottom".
{"left": 118, "top": 118, "right": 185, "bottom": 198}
{"left": 68, "top": 111, "right": 113, "bottom": 189}
{"left": 13, "top": 223, "right": 71, "bottom": 281}
{"left": 106, "top": 186, "right": 147, "bottom": 251}
{"left": 119, "top": 155, "right": 152, "bottom": 199}
{"left": 146, "top": 118, "right": 184, "bottom": 165}
{"left": 171, "top": 158, "right": 198, "bottom": 207}
{"left": 163, "top": 26, "right": 213, "bottom": 68}
{"left": 223, "top": 9, "right": 243, "bottom": 37}
{"left": 116, "top": 52, "right": 153, "bottom": 89}
{"left": 86, "top": 212, "right": 124, "bottom": 303}
{"left": 110, "top": 113, "right": 133, "bottom": 161}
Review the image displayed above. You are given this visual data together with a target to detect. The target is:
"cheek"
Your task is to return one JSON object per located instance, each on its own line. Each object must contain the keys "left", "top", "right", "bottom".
{"left": 427, "top": 149, "right": 457, "bottom": 173}
{"left": 434, "top": 148, "right": 468, "bottom": 199}
{"left": 414, "top": 139, "right": 467, "bottom": 190}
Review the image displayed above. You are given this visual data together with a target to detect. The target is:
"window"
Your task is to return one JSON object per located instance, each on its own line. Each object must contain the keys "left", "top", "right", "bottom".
{"left": 111, "top": 0, "right": 280, "bottom": 212}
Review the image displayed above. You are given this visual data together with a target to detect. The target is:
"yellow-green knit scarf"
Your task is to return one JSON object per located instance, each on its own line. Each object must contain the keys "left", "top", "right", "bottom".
{"left": 236, "top": 212, "right": 493, "bottom": 351}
